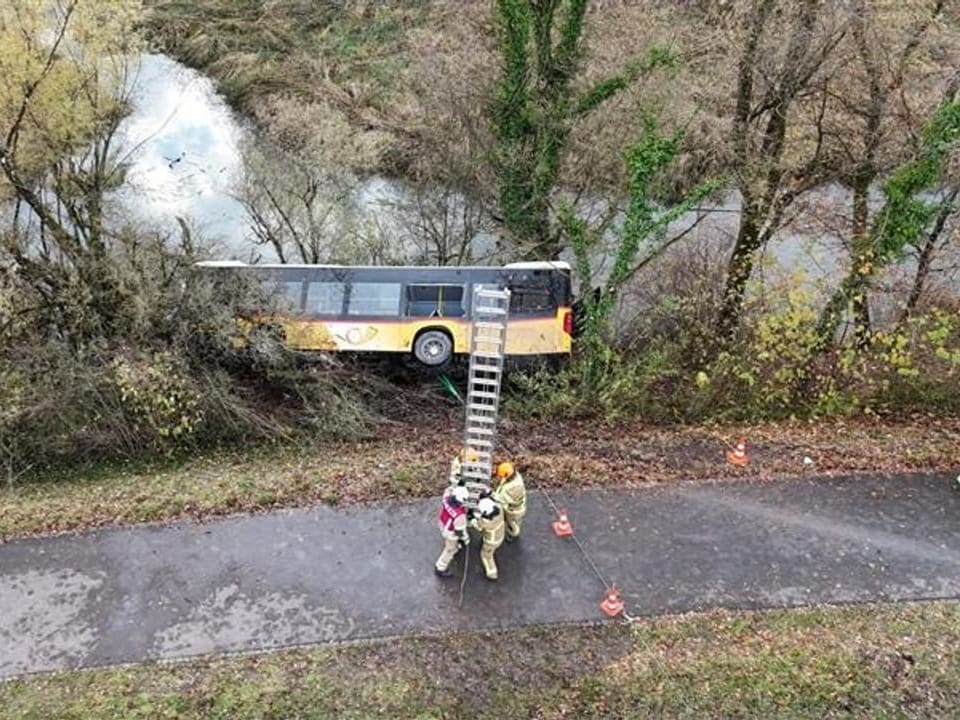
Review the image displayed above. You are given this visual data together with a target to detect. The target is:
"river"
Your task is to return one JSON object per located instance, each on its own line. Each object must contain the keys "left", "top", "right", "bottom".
{"left": 115, "top": 54, "right": 959, "bottom": 312}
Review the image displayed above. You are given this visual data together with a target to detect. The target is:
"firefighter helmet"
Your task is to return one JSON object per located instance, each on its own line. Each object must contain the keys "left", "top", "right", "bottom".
{"left": 495, "top": 461, "right": 514, "bottom": 480}
{"left": 477, "top": 497, "right": 496, "bottom": 517}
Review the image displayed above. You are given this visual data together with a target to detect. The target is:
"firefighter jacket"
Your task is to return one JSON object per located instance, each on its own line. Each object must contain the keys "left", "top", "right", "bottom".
{"left": 438, "top": 491, "right": 468, "bottom": 539}
{"left": 493, "top": 471, "right": 526, "bottom": 515}
{"left": 471, "top": 508, "right": 506, "bottom": 549}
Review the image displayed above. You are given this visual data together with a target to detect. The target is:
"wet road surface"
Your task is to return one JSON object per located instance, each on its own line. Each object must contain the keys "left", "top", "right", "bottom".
{"left": 2, "top": 473, "right": 959, "bottom": 678}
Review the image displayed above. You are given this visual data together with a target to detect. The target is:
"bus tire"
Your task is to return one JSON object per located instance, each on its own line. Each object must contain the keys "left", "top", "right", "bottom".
{"left": 413, "top": 329, "right": 453, "bottom": 367}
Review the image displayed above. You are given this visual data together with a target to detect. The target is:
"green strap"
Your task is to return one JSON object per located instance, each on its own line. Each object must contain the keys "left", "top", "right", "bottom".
{"left": 439, "top": 373, "right": 464, "bottom": 404}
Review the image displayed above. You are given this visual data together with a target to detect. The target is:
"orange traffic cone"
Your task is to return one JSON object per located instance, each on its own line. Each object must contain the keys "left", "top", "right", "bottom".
{"left": 600, "top": 587, "right": 624, "bottom": 618}
{"left": 726, "top": 437, "right": 749, "bottom": 467}
{"left": 552, "top": 509, "right": 574, "bottom": 538}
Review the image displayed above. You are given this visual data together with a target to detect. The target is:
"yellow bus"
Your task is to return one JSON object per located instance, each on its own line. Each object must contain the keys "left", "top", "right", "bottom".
{"left": 195, "top": 261, "right": 573, "bottom": 368}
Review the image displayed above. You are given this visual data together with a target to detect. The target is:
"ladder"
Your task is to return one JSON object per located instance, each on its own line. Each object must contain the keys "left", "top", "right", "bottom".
{"left": 460, "top": 286, "right": 510, "bottom": 507}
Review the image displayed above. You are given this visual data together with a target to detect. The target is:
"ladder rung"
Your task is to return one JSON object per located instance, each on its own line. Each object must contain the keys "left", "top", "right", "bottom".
{"left": 466, "top": 408, "right": 496, "bottom": 417}
{"left": 467, "top": 414, "right": 496, "bottom": 424}
{"left": 464, "top": 439, "right": 492, "bottom": 448}
{"left": 467, "top": 426, "right": 494, "bottom": 435}
{"left": 472, "top": 352, "right": 503, "bottom": 359}
{"left": 466, "top": 407, "right": 496, "bottom": 415}
{"left": 474, "top": 322, "right": 505, "bottom": 330}
{"left": 470, "top": 376, "right": 500, "bottom": 384}
{"left": 469, "top": 390, "right": 499, "bottom": 399}
{"left": 475, "top": 307, "right": 506, "bottom": 315}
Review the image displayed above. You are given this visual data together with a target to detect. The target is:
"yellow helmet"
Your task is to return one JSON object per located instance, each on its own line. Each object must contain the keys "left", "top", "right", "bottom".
{"left": 459, "top": 447, "right": 479, "bottom": 463}
{"left": 495, "top": 461, "right": 514, "bottom": 480}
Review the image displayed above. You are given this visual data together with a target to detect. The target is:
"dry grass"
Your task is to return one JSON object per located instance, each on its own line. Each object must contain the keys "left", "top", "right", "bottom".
{"left": 2, "top": 412, "right": 959, "bottom": 539}
{"left": 3, "top": 600, "right": 958, "bottom": 718}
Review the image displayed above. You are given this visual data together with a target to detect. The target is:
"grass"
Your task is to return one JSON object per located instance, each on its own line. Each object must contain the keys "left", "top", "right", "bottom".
{"left": 3, "top": 413, "right": 960, "bottom": 538}
{"left": 143, "top": 0, "right": 431, "bottom": 111}
{"left": 2, "top": 601, "right": 958, "bottom": 718}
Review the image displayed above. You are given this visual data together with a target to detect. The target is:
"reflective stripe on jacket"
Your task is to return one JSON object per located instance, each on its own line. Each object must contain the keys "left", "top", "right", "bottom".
{"left": 474, "top": 510, "right": 505, "bottom": 548}
{"left": 438, "top": 494, "right": 466, "bottom": 533}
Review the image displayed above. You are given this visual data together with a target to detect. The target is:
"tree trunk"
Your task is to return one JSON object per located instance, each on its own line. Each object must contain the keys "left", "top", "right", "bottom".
{"left": 850, "top": 182, "right": 873, "bottom": 349}
{"left": 715, "top": 0, "right": 821, "bottom": 341}
{"left": 716, "top": 194, "right": 762, "bottom": 340}
{"left": 901, "top": 186, "right": 959, "bottom": 322}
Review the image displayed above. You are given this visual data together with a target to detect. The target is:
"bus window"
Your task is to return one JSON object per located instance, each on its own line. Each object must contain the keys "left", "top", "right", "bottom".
{"left": 306, "top": 281, "right": 346, "bottom": 316}
{"left": 509, "top": 287, "right": 553, "bottom": 315}
{"left": 405, "top": 284, "right": 465, "bottom": 317}
{"left": 347, "top": 282, "right": 402, "bottom": 316}
{"left": 262, "top": 279, "right": 305, "bottom": 314}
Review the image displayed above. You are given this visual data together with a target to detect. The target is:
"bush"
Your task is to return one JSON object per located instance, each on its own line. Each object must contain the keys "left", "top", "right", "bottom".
{"left": 0, "top": 234, "right": 376, "bottom": 480}
{"left": 511, "top": 247, "right": 960, "bottom": 424}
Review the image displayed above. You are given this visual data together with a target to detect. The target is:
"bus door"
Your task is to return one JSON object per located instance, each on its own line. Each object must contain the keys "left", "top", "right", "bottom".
{"left": 402, "top": 283, "right": 468, "bottom": 353}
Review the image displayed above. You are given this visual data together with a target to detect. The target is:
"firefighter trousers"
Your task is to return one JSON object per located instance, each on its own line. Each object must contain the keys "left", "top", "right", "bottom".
{"left": 504, "top": 509, "right": 525, "bottom": 538}
{"left": 435, "top": 531, "right": 462, "bottom": 572}
{"left": 479, "top": 539, "right": 502, "bottom": 579}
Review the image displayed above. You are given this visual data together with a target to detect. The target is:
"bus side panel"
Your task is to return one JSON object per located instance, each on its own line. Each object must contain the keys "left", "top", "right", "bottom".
{"left": 398, "top": 319, "right": 470, "bottom": 354}
{"left": 503, "top": 313, "right": 571, "bottom": 356}
{"left": 284, "top": 318, "right": 470, "bottom": 353}
{"left": 282, "top": 318, "right": 338, "bottom": 350}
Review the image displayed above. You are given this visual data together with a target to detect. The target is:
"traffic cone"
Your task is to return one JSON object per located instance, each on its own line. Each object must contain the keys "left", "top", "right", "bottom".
{"left": 600, "top": 587, "right": 624, "bottom": 618}
{"left": 726, "top": 437, "right": 749, "bottom": 467}
{"left": 552, "top": 509, "right": 574, "bottom": 538}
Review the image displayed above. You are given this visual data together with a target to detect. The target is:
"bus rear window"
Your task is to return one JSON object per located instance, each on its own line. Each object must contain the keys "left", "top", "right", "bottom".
{"left": 509, "top": 287, "right": 553, "bottom": 315}
{"left": 262, "top": 279, "right": 304, "bottom": 314}
{"left": 347, "top": 282, "right": 401, "bottom": 316}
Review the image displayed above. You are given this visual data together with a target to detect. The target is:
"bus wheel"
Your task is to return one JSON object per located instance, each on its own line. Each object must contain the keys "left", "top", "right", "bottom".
{"left": 413, "top": 330, "right": 453, "bottom": 367}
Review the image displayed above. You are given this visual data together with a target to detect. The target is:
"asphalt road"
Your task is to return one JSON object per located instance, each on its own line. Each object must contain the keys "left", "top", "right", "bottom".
{"left": 2, "top": 472, "right": 959, "bottom": 678}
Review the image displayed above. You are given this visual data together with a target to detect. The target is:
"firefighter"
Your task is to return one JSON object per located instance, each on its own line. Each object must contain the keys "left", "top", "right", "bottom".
{"left": 492, "top": 461, "right": 526, "bottom": 542}
{"left": 470, "top": 496, "right": 505, "bottom": 580}
{"left": 448, "top": 447, "right": 479, "bottom": 487}
{"left": 435, "top": 485, "right": 471, "bottom": 577}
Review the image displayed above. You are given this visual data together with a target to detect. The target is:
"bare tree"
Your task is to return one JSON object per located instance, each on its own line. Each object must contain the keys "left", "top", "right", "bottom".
{"left": 398, "top": 186, "right": 496, "bottom": 266}
{"left": 238, "top": 142, "right": 357, "bottom": 264}
{"left": 0, "top": 0, "right": 145, "bottom": 345}
{"left": 714, "top": 0, "right": 848, "bottom": 341}
{"left": 826, "top": 0, "right": 948, "bottom": 344}
{"left": 901, "top": 183, "right": 959, "bottom": 321}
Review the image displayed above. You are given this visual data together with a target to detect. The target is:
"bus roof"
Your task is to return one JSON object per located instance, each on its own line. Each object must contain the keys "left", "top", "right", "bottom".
{"left": 193, "top": 260, "right": 571, "bottom": 271}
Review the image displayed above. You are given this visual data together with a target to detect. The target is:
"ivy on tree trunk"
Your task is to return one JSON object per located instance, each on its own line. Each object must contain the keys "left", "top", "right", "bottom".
{"left": 814, "top": 99, "right": 960, "bottom": 351}
{"left": 491, "top": 0, "right": 671, "bottom": 260}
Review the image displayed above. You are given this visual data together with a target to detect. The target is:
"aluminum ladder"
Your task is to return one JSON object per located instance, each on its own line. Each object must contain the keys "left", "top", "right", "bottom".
{"left": 460, "top": 286, "right": 510, "bottom": 507}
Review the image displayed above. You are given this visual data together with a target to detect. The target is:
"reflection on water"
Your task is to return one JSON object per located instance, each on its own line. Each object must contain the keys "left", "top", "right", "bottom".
{"left": 116, "top": 54, "right": 249, "bottom": 253}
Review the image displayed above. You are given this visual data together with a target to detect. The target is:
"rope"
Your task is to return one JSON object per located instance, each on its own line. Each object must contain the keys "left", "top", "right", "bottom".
{"left": 501, "top": 437, "right": 611, "bottom": 591}
{"left": 458, "top": 541, "right": 469, "bottom": 608}
{"left": 440, "top": 375, "right": 635, "bottom": 622}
